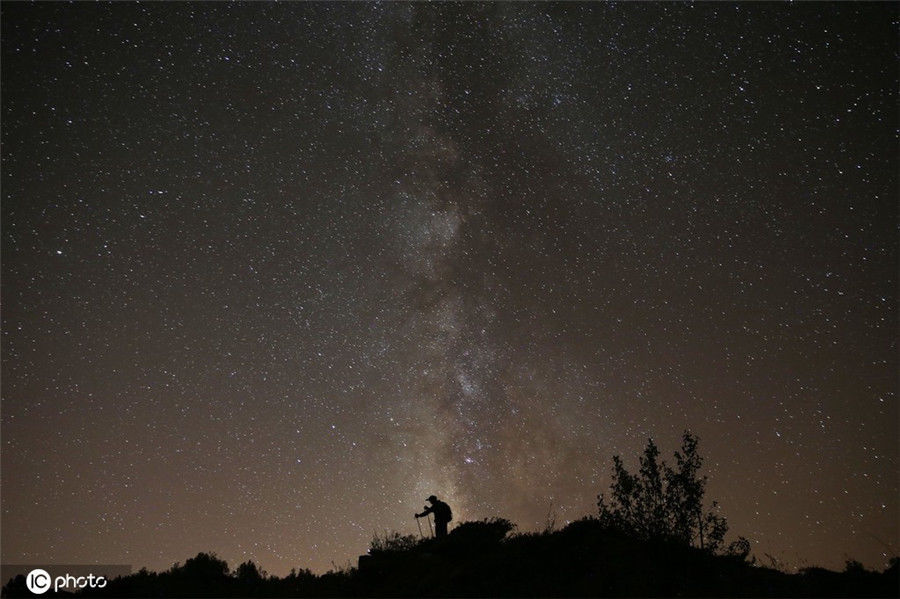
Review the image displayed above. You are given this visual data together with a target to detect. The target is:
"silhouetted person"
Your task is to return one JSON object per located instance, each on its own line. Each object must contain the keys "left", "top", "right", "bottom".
{"left": 415, "top": 495, "right": 452, "bottom": 538}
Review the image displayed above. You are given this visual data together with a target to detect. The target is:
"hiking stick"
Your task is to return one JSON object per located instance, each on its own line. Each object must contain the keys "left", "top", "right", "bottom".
{"left": 426, "top": 513, "right": 434, "bottom": 538}
{"left": 416, "top": 516, "right": 424, "bottom": 539}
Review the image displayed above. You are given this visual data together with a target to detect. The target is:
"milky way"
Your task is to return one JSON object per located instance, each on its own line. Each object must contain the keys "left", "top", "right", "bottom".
{"left": 2, "top": 3, "right": 897, "bottom": 575}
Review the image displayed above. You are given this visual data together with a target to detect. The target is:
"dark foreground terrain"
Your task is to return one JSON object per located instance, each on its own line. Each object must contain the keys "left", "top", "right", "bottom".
{"left": 3, "top": 518, "right": 897, "bottom": 597}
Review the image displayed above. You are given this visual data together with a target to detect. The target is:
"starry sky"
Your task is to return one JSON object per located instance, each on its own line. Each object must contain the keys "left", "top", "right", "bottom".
{"left": 1, "top": 2, "right": 897, "bottom": 576}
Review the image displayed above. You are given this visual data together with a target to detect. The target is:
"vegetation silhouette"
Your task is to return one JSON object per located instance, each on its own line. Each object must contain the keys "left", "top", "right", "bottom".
{"left": 3, "top": 433, "right": 897, "bottom": 597}
{"left": 597, "top": 432, "right": 746, "bottom": 555}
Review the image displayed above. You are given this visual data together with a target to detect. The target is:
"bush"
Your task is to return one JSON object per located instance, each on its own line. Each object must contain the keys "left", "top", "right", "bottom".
{"left": 726, "top": 537, "right": 753, "bottom": 562}
{"left": 235, "top": 560, "right": 266, "bottom": 581}
{"left": 447, "top": 517, "right": 515, "bottom": 546}
{"left": 368, "top": 531, "right": 421, "bottom": 555}
{"left": 176, "top": 552, "right": 230, "bottom": 578}
{"left": 597, "top": 432, "right": 732, "bottom": 553}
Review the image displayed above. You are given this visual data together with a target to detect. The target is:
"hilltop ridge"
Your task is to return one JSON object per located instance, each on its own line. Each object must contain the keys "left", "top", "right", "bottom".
{"left": 2, "top": 518, "right": 897, "bottom": 597}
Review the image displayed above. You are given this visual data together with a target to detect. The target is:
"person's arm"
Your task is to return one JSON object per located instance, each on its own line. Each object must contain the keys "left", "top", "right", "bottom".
{"left": 415, "top": 505, "right": 434, "bottom": 518}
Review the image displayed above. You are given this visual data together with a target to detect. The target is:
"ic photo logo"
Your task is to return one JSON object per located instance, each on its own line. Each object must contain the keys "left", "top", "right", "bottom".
{"left": 26, "top": 568, "right": 107, "bottom": 594}
{"left": 25, "top": 569, "right": 50, "bottom": 594}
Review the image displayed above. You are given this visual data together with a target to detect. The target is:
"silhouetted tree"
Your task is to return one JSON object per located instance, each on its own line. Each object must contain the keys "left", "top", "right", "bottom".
{"left": 177, "top": 551, "right": 230, "bottom": 578}
{"left": 597, "top": 431, "right": 730, "bottom": 552}
{"left": 725, "top": 536, "right": 753, "bottom": 561}
{"left": 235, "top": 560, "right": 266, "bottom": 582}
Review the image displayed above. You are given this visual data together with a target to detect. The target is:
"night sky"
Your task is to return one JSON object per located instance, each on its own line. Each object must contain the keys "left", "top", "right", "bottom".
{"left": 2, "top": 2, "right": 897, "bottom": 576}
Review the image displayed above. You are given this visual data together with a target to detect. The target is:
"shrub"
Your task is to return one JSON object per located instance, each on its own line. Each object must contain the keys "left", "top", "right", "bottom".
{"left": 597, "top": 432, "right": 732, "bottom": 553}
{"left": 235, "top": 560, "right": 266, "bottom": 581}
{"left": 368, "top": 531, "right": 421, "bottom": 555}
{"left": 448, "top": 517, "right": 515, "bottom": 545}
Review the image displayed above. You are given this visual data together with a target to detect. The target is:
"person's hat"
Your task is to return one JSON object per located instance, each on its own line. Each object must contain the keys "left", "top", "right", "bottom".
{"left": 427, "top": 495, "right": 437, "bottom": 502}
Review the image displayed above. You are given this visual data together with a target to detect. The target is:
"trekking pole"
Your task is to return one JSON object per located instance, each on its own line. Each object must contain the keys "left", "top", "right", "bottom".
{"left": 416, "top": 516, "right": 424, "bottom": 539}
{"left": 426, "top": 513, "right": 434, "bottom": 538}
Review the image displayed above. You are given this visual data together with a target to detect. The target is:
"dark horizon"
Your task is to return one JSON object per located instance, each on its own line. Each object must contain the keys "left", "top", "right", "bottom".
{"left": 1, "top": 2, "right": 897, "bottom": 577}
